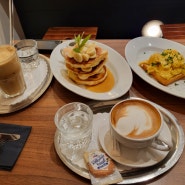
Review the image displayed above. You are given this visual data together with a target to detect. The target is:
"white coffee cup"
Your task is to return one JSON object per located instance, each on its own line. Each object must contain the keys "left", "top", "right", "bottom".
{"left": 110, "top": 98, "right": 172, "bottom": 151}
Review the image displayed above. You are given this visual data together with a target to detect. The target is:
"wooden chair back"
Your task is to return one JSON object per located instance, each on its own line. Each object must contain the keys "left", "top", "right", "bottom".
{"left": 43, "top": 27, "right": 98, "bottom": 40}
{"left": 160, "top": 23, "right": 185, "bottom": 39}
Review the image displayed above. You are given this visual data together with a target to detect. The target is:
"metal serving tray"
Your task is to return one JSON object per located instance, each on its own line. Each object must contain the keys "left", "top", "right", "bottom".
{"left": 54, "top": 99, "right": 184, "bottom": 184}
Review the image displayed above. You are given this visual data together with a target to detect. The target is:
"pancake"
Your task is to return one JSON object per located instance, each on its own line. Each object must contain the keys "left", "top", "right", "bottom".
{"left": 64, "top": 47, "right": 108, "bottom": 69}
{"left": 66, "top": 59, "right": 107, "bottom": 80}
{"left": 68, "top": 65, "right": 108, "bottom": 85}
{"left": 62, "top": 40, "right": 108, "bottom": 86}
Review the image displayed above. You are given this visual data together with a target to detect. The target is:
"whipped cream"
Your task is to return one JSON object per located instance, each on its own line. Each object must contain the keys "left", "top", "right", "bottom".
{"left": 63, "top": 42, "right": 97, "bottom": 63}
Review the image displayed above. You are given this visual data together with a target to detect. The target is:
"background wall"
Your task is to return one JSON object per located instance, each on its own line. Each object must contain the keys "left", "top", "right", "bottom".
{"left": 14, "top": 0, "right": 185, "bottom": 39}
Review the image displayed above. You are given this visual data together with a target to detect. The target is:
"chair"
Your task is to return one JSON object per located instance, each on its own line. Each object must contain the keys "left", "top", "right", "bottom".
{"left": 43, "top": 27, "right": 98, "bottom": 40}
{"left": 160, "top": 23, "right": 185, "bottom": 39}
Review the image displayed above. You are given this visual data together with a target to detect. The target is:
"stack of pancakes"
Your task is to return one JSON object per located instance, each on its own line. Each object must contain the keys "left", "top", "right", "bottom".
{"left": 61, "top": 42, "right": 108, "bottom": 86}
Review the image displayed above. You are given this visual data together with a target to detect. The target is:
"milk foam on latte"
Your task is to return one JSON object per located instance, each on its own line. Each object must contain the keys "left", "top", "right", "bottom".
{"left": 117, "top": 105, "right": 153, "bottom": 136}
{"left": 111, "top": 100, "right": 161, "bottom": 139}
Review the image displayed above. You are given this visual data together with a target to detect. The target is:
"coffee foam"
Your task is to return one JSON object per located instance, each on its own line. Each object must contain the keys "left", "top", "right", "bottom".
{"left": 0, "top": 45, "right": 15, "bottom": 65}
{"left": 0, "top": 45, "right": 20, "bottom": 79}
{"left": 111, "top": 100, "right": 161, "bottom": 139}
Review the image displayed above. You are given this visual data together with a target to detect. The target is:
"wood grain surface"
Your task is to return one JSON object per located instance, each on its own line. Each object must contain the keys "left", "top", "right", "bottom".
{"left": 0, "top": 39, "right": 185, "bottom": 185}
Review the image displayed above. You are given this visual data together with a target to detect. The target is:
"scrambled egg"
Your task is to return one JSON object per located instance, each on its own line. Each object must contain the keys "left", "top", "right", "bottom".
{"left": 141, "top": 49, "right": 185, "bottom": 80}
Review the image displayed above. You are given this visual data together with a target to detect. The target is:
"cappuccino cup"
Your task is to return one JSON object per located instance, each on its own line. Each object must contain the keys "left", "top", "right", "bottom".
{"left": 110, "top": 98, "right": 172, "bottom": 151}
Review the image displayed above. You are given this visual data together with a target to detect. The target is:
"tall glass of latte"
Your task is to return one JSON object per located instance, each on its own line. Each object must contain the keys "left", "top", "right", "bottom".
{"left": 0, "top": 45, "right": 26, "bottom": 98}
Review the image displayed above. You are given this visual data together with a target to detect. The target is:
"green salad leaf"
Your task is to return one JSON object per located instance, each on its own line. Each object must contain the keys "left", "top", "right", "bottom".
{"left": 73, "top": 33, "right": 91, "bottom": 53}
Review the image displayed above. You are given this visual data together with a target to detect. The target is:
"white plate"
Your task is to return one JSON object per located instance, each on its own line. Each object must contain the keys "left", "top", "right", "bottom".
{"left": 50, "top": 40, "right": 133, "bottom": 100}
{"left": 99, "top": 111, "right": 172, "bottom": 168}
{"left": 125, "top": 37, "right": 185, "bottom": 99}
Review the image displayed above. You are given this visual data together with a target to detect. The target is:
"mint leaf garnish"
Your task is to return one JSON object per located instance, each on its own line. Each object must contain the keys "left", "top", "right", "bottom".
{"left": 73, "top": 33, "right": 91, "bottom": 53}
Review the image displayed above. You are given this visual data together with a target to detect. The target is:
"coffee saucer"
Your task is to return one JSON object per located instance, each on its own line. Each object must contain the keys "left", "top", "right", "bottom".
{"left": 99, "top": 117, "right": 172, "bottom": 168}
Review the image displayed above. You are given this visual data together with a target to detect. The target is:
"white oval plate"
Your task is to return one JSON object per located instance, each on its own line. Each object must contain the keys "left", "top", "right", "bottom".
{"left": 125, "top": 37, "right": 185, "bottom": 99}
{"left": 50, "top": 40, "right": 133, "bottom": 100}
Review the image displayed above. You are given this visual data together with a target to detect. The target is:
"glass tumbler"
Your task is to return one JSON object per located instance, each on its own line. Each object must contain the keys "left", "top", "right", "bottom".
{"left": 0, "top": 45, "right": 26, "bottom": 98}
{"left": 14, "top": 39, "right": 40, "bottom": 70}
{"left": 54, "top": 102, "right": 93, "bottom": 162}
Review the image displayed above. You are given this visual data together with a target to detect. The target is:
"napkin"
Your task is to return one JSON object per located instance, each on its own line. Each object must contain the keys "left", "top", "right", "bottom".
{"left": 0, "top": 123, "right": 32, "bottom": 170}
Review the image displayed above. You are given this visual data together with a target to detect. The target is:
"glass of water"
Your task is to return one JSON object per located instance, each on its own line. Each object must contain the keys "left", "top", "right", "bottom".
{"left": 14, "top": 39, "right": 40, "bottom": 70}
{"left": 54, "top": 102, "right": 93, "bottom": 162}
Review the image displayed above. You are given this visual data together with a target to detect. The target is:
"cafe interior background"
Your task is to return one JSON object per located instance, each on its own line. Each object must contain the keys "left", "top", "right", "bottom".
{"left": 0, "top": 0, "right": 185, "bottom": 43}
{"left": 0, "top": 1, "right": 185, "bottom": 185}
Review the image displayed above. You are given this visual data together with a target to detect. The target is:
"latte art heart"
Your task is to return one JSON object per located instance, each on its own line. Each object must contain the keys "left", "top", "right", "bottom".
{"left": 116, "top": 106, "right": 153, "bottom": 137}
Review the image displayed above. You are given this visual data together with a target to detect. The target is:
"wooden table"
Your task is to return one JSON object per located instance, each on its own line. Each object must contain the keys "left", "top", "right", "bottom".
{"left": 0, "top": 39, "right": 185, "bottom": 185}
